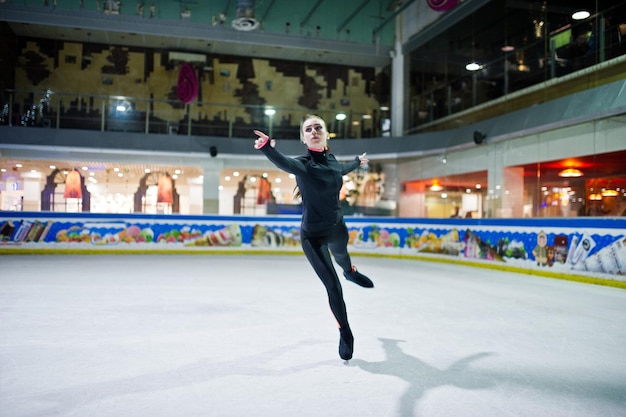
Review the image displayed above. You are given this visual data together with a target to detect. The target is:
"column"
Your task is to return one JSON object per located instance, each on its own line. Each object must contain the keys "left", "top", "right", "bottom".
{"left": 486, "top": 154, "right": 525, "bottom": 218}
{"left": 21, "top": 171, "right": 43, "bottom": 211}
{"left": 390, "top": 36, "right": 407, "bottom": 137}
{"left": 381, "top": 162, "right": 400, "bottom": 215}
{"left": 202, "top": 163, "right": 223, "bottom": 214}
{"left": 501, "top": 167, "right": 525, "bottom": 218}
{"left": 187, "top": 176, "right": 204, "bottom": 215}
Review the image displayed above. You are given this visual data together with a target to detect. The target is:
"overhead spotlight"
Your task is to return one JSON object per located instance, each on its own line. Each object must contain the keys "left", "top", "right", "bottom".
{"left": 232, "top": 0, "right": 259, "bottom": 31}
{"left": 473, "top": 130, "right": 487, "bottom": 144}
{"left": 558, "top": 168, "right": 583, "bottom": 178}
{"left": 335, "top": 113, "right": 347, "bottom": 121}
{"left": 572, "top": 10, "right": 590, "bottom": 20}
{"left": 116, "top": 100, "right": 131, "bottom": 112}
{"left": 465, "top": 61, "right": 481, "bottom": 71}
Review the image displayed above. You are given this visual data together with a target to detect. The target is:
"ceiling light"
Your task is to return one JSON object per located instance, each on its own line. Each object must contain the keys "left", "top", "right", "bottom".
{"left": 465, "top": 62, "right": 481, "bottom": 71}
{"left": 572, "top": 10, "right": 590, "bottom": 20}
{"left": 335, "top": 113, "right": 347, "bottom": 121}
{"left": 116, "top": 100, "right": 131, "bottom": 112}
{"left": 264, "top": 108, "right": 276, "bottom": 116}
{"left": 501, "top": 45, "right": 515, "bottom": 52}
{"left": 602, "top": 189, "right": 619, "bottom": 197}
{"left": 430, "top": 180, "right": 443, "bottom": 191}
{"left": 558, "top": 168, "right": 583, "bottom": 177}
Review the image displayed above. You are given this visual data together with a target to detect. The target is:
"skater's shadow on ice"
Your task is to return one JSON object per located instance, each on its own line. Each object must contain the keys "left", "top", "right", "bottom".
{"left": 351, "top": 337, "right": 626, "bottom": 417}
{"left": 25, "top": 339, "right": 334, "bottom": 415}
{"left": 350, "top": 338, "right": 495, "bottom": 417}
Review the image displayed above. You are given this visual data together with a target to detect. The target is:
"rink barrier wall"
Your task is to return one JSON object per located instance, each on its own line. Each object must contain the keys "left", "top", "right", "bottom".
{"left": 1, "top": 212, "right": 625, "bottom": 289}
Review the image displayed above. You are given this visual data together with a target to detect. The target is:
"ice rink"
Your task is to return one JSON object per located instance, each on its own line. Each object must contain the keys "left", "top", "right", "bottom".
{"left": 1, "top": 254, "right": 625, "bottom": 417}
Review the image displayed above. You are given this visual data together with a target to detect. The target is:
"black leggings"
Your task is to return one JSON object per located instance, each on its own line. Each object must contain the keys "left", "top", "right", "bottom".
{"left": 300, "top": 222, "right": 353, "bottom": 330}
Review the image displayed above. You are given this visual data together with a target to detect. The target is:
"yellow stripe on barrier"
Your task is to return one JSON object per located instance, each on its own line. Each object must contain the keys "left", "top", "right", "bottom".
{"left": 1, "top": 248, "right": 624, "bottom": 290}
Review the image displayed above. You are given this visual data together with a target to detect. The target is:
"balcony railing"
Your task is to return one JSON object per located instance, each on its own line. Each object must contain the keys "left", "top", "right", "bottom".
{"left": 408, "top": 10, "right": 626, "bottom": 133}
{"left": 0, "top": 91, "right": 386, "bottom": 140}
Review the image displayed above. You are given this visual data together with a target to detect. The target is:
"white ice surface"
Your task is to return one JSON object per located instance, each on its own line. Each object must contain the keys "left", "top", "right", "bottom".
{"left": 1, "top": 255, "right": 625, "bottom": 417}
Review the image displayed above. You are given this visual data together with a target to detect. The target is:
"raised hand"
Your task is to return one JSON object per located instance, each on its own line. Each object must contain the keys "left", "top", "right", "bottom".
{"left": 253, "top": 130, "right": 275, "bottom": 149}
{"left": 358, "top": 152, "right": 369, "bottom": 167}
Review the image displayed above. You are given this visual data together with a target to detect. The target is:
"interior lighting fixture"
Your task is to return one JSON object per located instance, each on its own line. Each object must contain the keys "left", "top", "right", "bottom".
{"left": 601, "top": 189, "right": 619, "bottom": 197}
{"left": 264, "top": 108, "right": 276, "bottom": 116}
{"left": 335, "top": 113, "right": 347, "bottom": 121}
{"left": 558, "top": 168, "right": 583, "bottom": 178}
{"left": 572, "top": 10, "right": 590, "bottom": 20}
{"left": 501, "top": 45, "right": 515, "bottom": 52}
{"left": 115, "top": 100, "right": 131, "bottom": 112}
{"left": 465, "top": 61, "right": 481, "bottom": 71}
{"left": 430, "top": 180, "right": 443, "bottom": 192}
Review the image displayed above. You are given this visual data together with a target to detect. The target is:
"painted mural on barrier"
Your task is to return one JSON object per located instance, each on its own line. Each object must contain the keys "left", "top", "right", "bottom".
{"left": 1, "top": 215, "right": 625, "bottom": 281}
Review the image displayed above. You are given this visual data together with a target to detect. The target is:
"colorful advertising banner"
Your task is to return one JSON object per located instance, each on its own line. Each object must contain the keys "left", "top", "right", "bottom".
{"left": 1, "top": 213, "right": 625, "bottom": 284}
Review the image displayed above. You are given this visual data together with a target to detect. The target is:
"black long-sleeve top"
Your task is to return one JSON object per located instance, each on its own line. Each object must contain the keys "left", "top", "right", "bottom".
{"left": 259, "top": 143, "right": 361, "bottom": 235}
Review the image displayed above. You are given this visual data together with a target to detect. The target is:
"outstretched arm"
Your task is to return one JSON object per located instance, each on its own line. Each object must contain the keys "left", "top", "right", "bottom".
{"left": 341, "top": 152, "right": 369, "bottom": 175}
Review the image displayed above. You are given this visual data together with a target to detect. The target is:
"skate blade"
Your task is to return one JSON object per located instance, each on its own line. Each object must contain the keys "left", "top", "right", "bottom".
{"left": 343, "top": 360, "right": 350, "bottom": 366}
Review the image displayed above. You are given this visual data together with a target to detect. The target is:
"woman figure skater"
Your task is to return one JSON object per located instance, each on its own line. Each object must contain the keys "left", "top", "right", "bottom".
{"left": 253, "top": 114, "right": 373, "bottom": 362}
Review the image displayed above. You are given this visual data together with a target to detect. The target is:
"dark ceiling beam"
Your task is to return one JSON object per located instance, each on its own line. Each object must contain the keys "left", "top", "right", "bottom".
{"left": 372, "top": 0, "right": 415, "bottom": 40}
{"left": 386, "top": 0, "right": 403, "bottom": 12}
{"left": 259, "top": 0, "right": 277, "bottom": 22}
{"left": 2, "top": 4, "right": 391, "bottom": 67}
{"left": 221, "top": 0, "right": 232, "bottom": 17}
{"left": 402, "top": 0, "right": 489, "bottom": 54}
{"left": 506, "top": 0, "right": 577, "bottom": 15}
{"left": 337, "top": 0, "right": 370, "bottom": 34}
{"left": 300, "top": 0, "right": 325, "bottom": 28}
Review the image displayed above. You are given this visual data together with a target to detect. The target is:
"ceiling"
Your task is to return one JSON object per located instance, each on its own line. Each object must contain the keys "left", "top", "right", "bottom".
{"left": 5, "top": 1, "right": 626, "bottom": 73}
{"left": 1, "top": 0, "right": 402, "bottom": 67}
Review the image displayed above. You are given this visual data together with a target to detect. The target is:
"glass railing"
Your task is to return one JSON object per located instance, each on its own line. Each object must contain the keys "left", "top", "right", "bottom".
{"left": 408, "top": 11, "right": 626, "bottom": 133}
{"left": 0, "top": 90, "right": 386, "bottom": 140}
